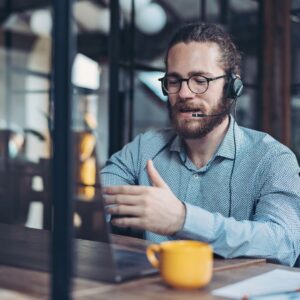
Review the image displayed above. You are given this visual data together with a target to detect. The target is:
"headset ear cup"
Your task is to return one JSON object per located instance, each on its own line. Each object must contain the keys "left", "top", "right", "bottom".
{"left": 233, "top": 77, "right": 243, "bottom": 98}
{"left": 226, "top": 74, "right": 244, "bottom": 99}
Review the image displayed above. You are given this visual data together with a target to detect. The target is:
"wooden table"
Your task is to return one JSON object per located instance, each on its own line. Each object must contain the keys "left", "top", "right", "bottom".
{"left": 0, "top": 224, "right": 298, "bottom": 299}
{"left": 0, "top": 260, "right": 296, "bottom": 300}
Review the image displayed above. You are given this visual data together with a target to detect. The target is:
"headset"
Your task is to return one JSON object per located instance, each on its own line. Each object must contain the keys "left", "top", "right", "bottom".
{"left": 161, "top": 72, "right": 244, "bottom": 217}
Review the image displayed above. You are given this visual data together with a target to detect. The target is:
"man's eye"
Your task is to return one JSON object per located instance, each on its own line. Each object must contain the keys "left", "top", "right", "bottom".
{"left": 192, "top": 77, "right": 207, "bottom": 84}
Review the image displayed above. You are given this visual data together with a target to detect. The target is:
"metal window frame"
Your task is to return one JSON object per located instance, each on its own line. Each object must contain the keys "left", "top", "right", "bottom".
{"left": 51, "top": 0, "right": 75, "bottom": 299}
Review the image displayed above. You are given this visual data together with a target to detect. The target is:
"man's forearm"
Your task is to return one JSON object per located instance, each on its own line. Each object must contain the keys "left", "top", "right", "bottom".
{"left": 174, "top": 203, "right": 298, "bottom": 266}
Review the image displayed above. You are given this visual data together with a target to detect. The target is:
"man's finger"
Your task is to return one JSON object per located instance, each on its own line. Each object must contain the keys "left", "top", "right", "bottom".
{"left": 103, "top": 185, "right": 148, "bottom": 195}
{"left": 147, "top": 160, "right": 169, "bottom": 189}
{"left": 106, "top": 204, "right": 142, "bottom": 217}
{"left": 104, "top": 194, "right": 139, "bottom": 205}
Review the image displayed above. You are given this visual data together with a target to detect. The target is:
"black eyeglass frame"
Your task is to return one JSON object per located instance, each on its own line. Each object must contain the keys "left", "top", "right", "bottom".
{"left": 158, "top": 74, "right": 228, "bottom": 95}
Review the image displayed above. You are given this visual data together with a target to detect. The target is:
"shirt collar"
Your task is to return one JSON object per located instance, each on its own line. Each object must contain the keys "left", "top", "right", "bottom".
{"left": 170, "top": 134, "right": 181, "bottom": 152}
{"left": 169, "top": 115, "right": 243, "bottom": 160}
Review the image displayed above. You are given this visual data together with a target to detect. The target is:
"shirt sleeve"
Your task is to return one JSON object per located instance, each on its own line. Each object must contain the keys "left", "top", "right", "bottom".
{"left": 100, "top": 134, "right": 142, "bottom": 186}
{"left": 175, "top": 149, "right": 300, "bottom": 267}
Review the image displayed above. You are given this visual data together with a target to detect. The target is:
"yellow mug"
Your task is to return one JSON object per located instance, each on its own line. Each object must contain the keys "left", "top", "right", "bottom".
{"left": 146, "top": 240, "right": 213, "bottom": 289}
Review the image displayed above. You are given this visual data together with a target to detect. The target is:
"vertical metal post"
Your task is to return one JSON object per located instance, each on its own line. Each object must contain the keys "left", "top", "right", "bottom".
{"left": 128, "top": 0, "right": 135, "bottom": 141}
{"left": 52, "top": 0, "right": 74, "bottom": 298}
{"left": 3, "top": 0, "right": 12, "bottom": 221}
{"left": 260, "top": 0, "right": 291, "bottom": 146}
{"left": 220, "top": 0, "right": 229, "bottom": 25}
{"left": 4, "top": 0, "right": 12, "bottom": 128}
{"left": 200, "top": 0, "right": 206, "bottom": 21}
{"left": 109, "top": 0, "right": 123, "bottom": 156}
{"left": 256, "top": 0, "right": 264, "bottom": 131}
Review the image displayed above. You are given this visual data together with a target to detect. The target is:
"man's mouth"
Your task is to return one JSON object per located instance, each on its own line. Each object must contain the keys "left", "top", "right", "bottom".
{"left": 180, "top": 108, "right": 201, "bottom": 112}
{"left": 178, "top": 108, "right": 203, "bottom": 114}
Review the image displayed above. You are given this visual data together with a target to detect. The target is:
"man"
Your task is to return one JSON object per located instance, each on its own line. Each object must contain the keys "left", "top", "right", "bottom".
{"left": 101, "top": 23, "right": 300, "bottom": 266}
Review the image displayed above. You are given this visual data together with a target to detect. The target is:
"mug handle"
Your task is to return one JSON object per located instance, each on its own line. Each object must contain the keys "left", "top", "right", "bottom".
{"left": 146, "top": 244, "right": 161, "bottom": 269}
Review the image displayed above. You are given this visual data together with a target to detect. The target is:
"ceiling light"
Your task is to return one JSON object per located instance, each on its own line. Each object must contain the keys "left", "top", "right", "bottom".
{"left": 135, "top": 3, "right": 167, "bottom": 34}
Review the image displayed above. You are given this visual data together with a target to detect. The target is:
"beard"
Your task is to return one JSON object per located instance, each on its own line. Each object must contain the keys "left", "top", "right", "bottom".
{"left": 168, "top": 97, "right": 231, "bottom": 139}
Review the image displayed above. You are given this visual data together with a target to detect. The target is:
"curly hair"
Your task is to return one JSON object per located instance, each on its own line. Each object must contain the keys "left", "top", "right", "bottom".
{"left": 165, "top": 22, "right": 242, "bottom": 76}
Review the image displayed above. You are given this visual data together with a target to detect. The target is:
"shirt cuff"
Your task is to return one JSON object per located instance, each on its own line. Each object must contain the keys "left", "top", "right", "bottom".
{"left": 174, "top": 202, "right": 215, "bottom": 242}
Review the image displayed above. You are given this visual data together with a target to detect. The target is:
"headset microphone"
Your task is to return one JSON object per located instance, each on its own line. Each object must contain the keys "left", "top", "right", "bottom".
{"left": 191, "top": 105, "right": 232, "bottom": 118}
{"left": 192, "top": 113, "right": 206, "bottom": 117}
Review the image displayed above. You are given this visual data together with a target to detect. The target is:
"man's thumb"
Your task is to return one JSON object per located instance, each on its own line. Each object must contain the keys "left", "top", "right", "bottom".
{"left": 147, "top": 160, "right": 169, "bottom": 189}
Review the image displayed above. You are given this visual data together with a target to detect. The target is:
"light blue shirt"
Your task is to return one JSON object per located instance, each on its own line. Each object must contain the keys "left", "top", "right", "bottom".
{"left": 101, "top": 117, "right": 300, "bottom": 266}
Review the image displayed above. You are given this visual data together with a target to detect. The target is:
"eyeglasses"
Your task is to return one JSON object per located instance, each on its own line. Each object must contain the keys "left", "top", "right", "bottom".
{"left": 158, "top": 74, "right": 227, "bottom": 94}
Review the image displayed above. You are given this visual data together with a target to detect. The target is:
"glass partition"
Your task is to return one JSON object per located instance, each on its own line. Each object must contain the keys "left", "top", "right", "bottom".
{"left": 0, "top": 1, "right": 53, "bottom": 297}
{"left": 0, "top": 0, "right": 298, "bottom": 298}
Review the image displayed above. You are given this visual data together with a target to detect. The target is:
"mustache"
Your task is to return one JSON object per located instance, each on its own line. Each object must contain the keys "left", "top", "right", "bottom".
{"left": 172, "top": 102, "right": 206, "bottom": 113}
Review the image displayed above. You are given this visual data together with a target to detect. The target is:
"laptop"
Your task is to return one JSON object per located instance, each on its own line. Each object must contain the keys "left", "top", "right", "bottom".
{"left": 74, "top": 186, "right": 158, "bottom": 283}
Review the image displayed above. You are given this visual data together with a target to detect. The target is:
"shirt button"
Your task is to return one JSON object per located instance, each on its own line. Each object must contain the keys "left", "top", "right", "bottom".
{"left": 193, "top": 174, "right": 200, "bottom": 179}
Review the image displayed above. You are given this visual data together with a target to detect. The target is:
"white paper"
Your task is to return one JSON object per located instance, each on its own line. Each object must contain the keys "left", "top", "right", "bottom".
{"left": 211, "top": 269, "right": 300, "bottom": 299}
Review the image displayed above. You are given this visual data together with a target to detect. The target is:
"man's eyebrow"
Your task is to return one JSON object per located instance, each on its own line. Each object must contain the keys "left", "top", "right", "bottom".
{"left": 166, "top": 71, "right": 214, "bottom": 77}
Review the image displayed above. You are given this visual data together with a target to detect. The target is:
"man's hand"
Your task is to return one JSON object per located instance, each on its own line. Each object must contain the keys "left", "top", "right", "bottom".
{"left": 104, "top": 160, "right": 186, "bottom": 235}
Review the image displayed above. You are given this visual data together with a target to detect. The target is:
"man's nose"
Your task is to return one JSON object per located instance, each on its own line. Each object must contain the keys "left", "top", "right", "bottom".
{"left": 178, "top": 81, "right": 194, "bottom": 98}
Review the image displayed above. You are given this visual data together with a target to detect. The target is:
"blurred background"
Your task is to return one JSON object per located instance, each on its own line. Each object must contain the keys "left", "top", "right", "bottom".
{"left": 0, "top": 0, "right": 299, "bottom": 237}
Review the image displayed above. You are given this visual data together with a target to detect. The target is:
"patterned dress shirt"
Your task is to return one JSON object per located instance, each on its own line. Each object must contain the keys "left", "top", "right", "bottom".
{"left": 101, "top": 117, "right": 300, "bottom": 266}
